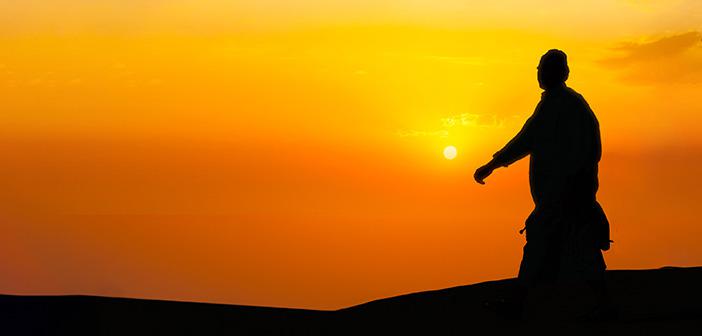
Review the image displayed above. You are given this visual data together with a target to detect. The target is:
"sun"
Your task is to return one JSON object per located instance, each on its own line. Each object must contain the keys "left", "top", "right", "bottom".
{"left": 443, "top": 146, "right": 457, "bottom": 160}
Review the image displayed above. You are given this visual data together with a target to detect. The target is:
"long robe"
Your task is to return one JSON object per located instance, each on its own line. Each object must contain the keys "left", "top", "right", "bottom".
{"left": 491, "top": 85, "right": 610, "bottom": 285}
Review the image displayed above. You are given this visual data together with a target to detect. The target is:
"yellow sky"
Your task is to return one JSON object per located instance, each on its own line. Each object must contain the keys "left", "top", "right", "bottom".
{"left": 1, "top": 1, "right": 702, "bottom": 309}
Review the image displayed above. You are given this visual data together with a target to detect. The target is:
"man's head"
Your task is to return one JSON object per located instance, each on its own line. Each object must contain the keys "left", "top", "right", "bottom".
{"left": 537, "top": 49, "right": 569, "bottom": 90}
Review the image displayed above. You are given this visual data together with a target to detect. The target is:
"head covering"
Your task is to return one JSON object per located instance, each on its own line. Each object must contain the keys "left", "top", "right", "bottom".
{"left": 538, "top": 49, "right": 569, "bottom": 85}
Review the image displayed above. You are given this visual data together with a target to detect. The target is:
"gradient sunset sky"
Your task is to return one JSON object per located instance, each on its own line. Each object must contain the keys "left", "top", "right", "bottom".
{"left": 1, "top": 1, "right": 702, "bottom": 310}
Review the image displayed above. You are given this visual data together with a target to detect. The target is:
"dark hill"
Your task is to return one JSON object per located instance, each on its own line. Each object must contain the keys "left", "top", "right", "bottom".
{"left": 2, "top": 266, "right": 701, "bottom": 335}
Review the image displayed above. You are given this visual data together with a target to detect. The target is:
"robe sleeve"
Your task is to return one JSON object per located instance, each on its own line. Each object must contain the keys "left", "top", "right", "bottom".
{"left": 490, "top": 101, "right": 544, "bottom": 167}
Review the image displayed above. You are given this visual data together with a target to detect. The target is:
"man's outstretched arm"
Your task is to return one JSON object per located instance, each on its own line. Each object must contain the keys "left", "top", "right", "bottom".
{"left": 474, "top": 107, "right": 540, "bottom": 184}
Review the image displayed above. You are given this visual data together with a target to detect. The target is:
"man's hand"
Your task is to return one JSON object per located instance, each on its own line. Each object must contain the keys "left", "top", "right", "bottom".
{"left": 474, "top": 163, "right": 496, "bottom": 185}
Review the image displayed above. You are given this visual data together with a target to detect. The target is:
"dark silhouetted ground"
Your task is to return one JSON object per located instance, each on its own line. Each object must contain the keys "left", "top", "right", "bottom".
{"left": 2, "top": 266, "right": 701, "bottom": 335}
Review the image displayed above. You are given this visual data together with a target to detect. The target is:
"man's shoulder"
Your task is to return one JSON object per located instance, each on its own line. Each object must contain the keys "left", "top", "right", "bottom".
{"left": 562, "top": 87, "right": 592, "bottom": 108}
{"left": 540, "top": 87, "right": 585, "bottom": 107}
{"left": 564, "top": 87, "right": 585, "bottom": 100}
{"left": 541, "top": 86, "right": 582, "bottom": 98}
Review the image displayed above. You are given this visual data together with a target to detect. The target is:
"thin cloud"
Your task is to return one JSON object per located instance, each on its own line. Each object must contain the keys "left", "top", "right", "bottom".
{"left": 599, "top": 31, "right": 702, "bottom": 84}
{"left": 442, "top": 113, "right": 503, "bottom": 128}
{"left": 397, "top": 112, "right": 522, "bottom": 138}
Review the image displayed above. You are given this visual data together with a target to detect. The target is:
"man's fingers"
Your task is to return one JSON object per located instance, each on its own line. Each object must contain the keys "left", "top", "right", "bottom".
{"left": 474, "top": 166, "right": 491, "bottom": 185}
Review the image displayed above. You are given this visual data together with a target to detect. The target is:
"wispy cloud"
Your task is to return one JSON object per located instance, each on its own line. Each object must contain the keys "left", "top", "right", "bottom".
{"left": 599, "top": 31, "right": 702, "bottom": 84}
{"left": 441, "top": 112, "right": 503, "bottom": 128}
{"left": 396, "top": 112, "right": 521, "bottom": 138}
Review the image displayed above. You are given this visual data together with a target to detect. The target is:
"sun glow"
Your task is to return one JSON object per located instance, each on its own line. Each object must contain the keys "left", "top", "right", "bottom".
{"left": 443, "top": 146, "right": 457, "bottom": 160}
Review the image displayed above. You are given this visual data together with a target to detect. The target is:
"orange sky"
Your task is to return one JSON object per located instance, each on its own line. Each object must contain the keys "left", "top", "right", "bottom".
{"left": 1, "top": 1, "right": 702, "bottom": 310}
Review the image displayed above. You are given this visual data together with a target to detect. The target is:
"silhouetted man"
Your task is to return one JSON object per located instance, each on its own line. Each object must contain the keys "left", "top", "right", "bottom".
{"left": 474, "top": 49, "right": 611, "bottom": 318}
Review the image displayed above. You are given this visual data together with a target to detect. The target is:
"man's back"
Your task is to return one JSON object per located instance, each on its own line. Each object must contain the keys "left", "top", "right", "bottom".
{"left": 527, "top": 86, "right": 601, "bottom": 205}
